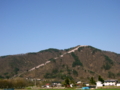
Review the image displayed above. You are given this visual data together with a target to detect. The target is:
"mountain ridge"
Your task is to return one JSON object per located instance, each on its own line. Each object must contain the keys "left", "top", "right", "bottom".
{"left": 0, "top": 45, "right": 120, "bottom": 81}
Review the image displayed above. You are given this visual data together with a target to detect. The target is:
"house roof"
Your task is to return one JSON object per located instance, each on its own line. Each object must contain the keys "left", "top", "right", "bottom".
{"left": 104, "top": 80, "right": 118, "bottom": 82}
{"left": 46, "top": 83, "right": 50, "bottom": 85}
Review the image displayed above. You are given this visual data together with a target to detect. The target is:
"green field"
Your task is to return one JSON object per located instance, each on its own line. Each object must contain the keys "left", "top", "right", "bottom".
{"left": 31, "top": 89, "right": 120, "bottom": 90}
{"left": 1, "top": 88, "right": 120, "bottom": 90}
{"left": 95, "top": 88, "right": 120, "bottom": 90}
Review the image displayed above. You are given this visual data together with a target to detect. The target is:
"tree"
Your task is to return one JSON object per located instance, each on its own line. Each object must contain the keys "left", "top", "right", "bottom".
{"left": 98, "top": 75, "right": 104, "bottom": 83}
{"left": 63, "top": 77, "right": 70, "bottom": 87}
{"left": 89, "top": 77, "right": 96, "bottom": 85}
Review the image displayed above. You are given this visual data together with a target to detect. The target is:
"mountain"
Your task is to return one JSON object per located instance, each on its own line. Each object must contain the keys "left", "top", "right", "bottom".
{"left": 0, "top": 45, "right": 120, "bottom": 82}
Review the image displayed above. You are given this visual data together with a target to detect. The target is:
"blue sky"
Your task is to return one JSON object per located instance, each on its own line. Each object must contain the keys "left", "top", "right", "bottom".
{"left": 0, "top": 0, "right": 120, "bottom": 56}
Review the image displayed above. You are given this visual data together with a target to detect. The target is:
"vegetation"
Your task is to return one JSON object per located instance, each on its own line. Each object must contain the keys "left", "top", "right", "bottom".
{"left": 0, "top": 45, "right": 120, "bottom": 82}
{"left": 63, "top": 77, "right": 70, "bottom": 87}
{"left": 27, "top": 52, "right": 37, "bottom": 55}
{"left": 108, "top": 71, "right": 115, "bottom": 78}
{"left": 117, "top": 72, "right": 120, "bottom": 76}
{"left": 64, "top": 47, "right": 75, "bottom": 51}
{"left": 102, "top": 55, "right": 114, "bottom": 70}
{"left": 44, "top": 72, "right": 57, "bottom": 78}
{"left": 88, "top": 46, "right": 101, "bottom": 54}
{"left": 0, "top": 55, "right": 10, "bottom": 58}
{"left": 40, "top": 48, "right": 60, "bottom": 53}
{"left": 88, "top": 70, "right": 95, "bottom": 75}
{"left": 89, "top": 77, "right": 96, "bottom": 85}
{"left": 98, "top": 75, "right": 104, "bottom": 83}
{"left": 0, "top": 75, "right": 4, "bottom": 79}
{"left": 61, "top": 75, "right": 73, "bottom": 80}
{"left": 72, "top": 69, "right": 78, "bottom": 76}
{"left": 71, "top": 52, "right": 83, "bottom": 67}
{"left": 95, "top": 88, "right": 120, "bottom": 90}
{"left": 78, "top": 47, "right": 84, "bottom": 52}
{"left": 36, "top": 89, "right": 120, "bottom": 90}
{"left": 44, "top": 68, "right": 66, "bottom": 79}
{"left": 14, "top": 67, "right": 19, "bottom": 74}
{"left": 52, "top": 69, "right": 58, "bottom": 74}
{"left": 49, "top": 58, "right": 56, "bottom": 63}
{"left": 102, "top": 63, "right": 111, "bottom": 70}
{"left": 0, "top": 78, "right": 30, "bottom": 88}
{"left": 62, "top": 76, "right": 74, "bottom": 87}
{"left": 66, "top": 66, "right": 71, "bottom": 75}
{"left": 104, "top": 55, "right": 114, "bottom": 65}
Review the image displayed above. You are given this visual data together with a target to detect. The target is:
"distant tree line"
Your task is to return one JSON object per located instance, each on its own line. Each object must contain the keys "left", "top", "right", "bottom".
{"left": 40, "top": 48, "right": 60, "bottom": 53}
{"left": 0, "top": 78, "right": 32, "bottom": 89}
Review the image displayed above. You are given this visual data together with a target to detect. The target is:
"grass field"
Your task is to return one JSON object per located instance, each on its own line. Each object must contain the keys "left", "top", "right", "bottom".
{"left": 36, "top": 89, "right": 120, "bottom": 90}
{"left": 95, "top": 88, "right": 120, "bottom": 90}
{"left": 39, "top": 88, "right": 120, "bottom": 90}
{"left": 0, "top": 88, "right": 120, "bottom": 90}
{"left": 1, "top": 88, "right": 120, "bottom": 90}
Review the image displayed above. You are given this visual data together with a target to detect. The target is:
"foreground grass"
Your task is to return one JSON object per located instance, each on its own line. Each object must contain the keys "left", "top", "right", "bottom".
{"left": 95, "top": 88, "right": 120, "bottom": 90}
{"left": 23, "top": 88, "right": 120, "bottom": 90}
{"left": 1, "top": 87, "right": 120, "bottom": 90}
{"left": 37, "top": 88, "right": 120, "bottom": 90}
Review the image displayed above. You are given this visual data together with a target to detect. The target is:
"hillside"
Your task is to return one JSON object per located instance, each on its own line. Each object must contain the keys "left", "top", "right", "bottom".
{"left": 0, "top": 48, "right": 64, "bottom": 79}
{"left": 0, "top": 45, "right": 120, "bottom": 82}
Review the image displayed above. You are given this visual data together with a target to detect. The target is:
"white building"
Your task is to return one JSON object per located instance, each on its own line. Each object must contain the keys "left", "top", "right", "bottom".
{"left": 96, "top": 81, "right": 103, "bottom": 87}
{"left": 104, "top": 80, "right": 118, "bottom": 86}
{"left": 76, "top": 81, "right": 81, "bottom": 84}
{"left": 116, "top": 82, "right": 120, "bottom": 86}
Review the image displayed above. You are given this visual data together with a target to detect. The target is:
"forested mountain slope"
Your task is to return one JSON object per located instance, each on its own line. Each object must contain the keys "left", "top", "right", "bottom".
{"left": 0, "top": 45, "right": 120, "bottom": 81}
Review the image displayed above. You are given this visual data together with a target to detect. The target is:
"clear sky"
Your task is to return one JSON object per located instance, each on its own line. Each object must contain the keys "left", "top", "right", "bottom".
{"left": 0, "top": 0, "right": 120, "bottom": 56}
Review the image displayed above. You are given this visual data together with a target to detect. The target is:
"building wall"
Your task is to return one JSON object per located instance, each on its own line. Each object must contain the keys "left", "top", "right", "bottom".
{"left": 104, "top": 82, "right": 116, "bottom": 86}
{"left": 116, "top": 83, "right": 120, "bottom": 86}
{"left": 96, "top": 81, "right": 103, "bottom": 87}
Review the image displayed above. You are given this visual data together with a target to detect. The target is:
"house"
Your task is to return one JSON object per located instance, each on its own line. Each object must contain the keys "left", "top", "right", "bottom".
{"left": 77, "top": 81, "right": 82, "bottom": 84}
{"left": 46, "top": 83, "right": 50, "bottom": 88}
{"left": 86, "top": 83, "right": 89, "bottom": 86}
{"left": 51, "top": 81, "right": 62, "bottom": 87}
{"left": 76, "top": 81, "right": 83, "bottom": 87}
{"left": 116, "top": 82, "right": 120, "bottom": 86}
{"left": 70, "top": 84, "right": 73, "bottom": 87}
{"left": 96, "top": 81, "right": 103, "bottom": 87}
{"left": 103, "top": 80, "right": 118, "bottom": 86}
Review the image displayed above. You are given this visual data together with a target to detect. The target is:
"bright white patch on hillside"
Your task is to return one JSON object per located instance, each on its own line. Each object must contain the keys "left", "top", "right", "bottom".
{"left": 67, "top": 45, "right": 88, "bottom": 53}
